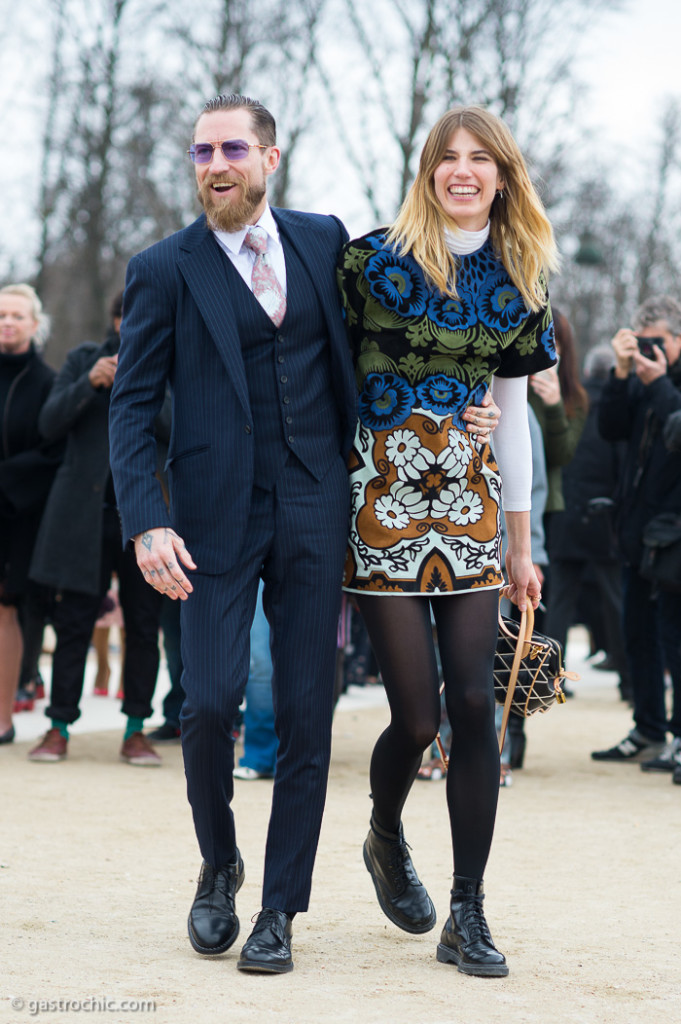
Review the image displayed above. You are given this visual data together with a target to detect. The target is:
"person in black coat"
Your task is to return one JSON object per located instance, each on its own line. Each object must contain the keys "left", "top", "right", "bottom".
{"left": 28, "top": 293, "right": 163, "bottom": 765}
{"left": 0, "top": 284, "right": 61, "bottom": 744}
{"left": 592, "top": 295, "right": 681, "bottom": 770}
{"left": 543, "top": 345, "right": 629, "bottom": 696}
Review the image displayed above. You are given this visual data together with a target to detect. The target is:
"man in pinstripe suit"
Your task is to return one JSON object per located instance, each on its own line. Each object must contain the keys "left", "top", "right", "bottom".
{"left": 109, "top": 94, "right": 357, "bottom": 974}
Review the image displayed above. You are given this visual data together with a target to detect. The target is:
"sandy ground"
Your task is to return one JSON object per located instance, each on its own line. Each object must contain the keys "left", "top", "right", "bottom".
{"left": 3, "top": 631, "right": 680, "bottom": 1024}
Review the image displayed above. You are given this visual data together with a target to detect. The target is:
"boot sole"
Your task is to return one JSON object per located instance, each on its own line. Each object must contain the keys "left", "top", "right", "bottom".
{"left": 436, "top": 942, "right": 509, "bottom": 977}
{"left": 363, "top": 843, "right": 437, "bottom": 934}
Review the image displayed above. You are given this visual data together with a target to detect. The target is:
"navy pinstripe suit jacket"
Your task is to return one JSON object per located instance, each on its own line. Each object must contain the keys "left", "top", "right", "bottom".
{"left": 109, "top": 209, "right": 357, "bottom": 574}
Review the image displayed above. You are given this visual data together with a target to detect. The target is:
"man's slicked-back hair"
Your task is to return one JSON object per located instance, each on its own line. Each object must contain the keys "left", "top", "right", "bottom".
{"left": 193, "top": 94, "right": 276, "bottom": 147}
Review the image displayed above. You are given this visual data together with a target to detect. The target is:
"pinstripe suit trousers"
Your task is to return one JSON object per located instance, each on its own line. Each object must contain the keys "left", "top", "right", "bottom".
{"left": 179, "top": 453, "right": 349, "bottom": 912}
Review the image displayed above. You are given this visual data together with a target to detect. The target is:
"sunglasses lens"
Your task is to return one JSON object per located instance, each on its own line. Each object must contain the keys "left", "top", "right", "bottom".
{"left": 221, "top": 140, "right": 250, "bottom": 160}
{"left": 190, "top": 144, "right": 214, "bottom": 164}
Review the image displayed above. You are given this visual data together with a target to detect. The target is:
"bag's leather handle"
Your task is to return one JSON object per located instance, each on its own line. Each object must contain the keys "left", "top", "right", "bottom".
{"left": 498, "top": 603, "right": 534, "bottom": 755}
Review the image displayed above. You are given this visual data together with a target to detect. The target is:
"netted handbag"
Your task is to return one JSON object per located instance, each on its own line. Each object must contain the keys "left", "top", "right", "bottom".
{"left": 495, "top": 602, "right": 577, "bottom": 753}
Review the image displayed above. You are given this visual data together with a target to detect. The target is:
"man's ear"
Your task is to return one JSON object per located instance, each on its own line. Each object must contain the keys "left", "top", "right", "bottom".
{"left": 264, "top": 147, "right": 281, "bottom": 177}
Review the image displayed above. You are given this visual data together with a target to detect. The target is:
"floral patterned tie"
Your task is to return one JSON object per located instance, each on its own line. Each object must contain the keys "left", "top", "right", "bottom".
{"left": 243, "top": 226, "right": 287, "bottom": 327}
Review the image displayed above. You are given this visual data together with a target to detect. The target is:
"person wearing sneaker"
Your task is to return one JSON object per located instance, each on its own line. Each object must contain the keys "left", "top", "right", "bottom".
{"left": 339, "top": 106, "right": 558, "bottom": 978}
{"left": 27, "top": 293, "right": 163, "bottom": 767}
{"left": 592, "top": 296, "right": 681, "bottom": 767}
{"left": 640, "top": 735, "right": 681, "bottom": 774}
{"left": 0, "top": 284, "right": 62, "bottom": 748}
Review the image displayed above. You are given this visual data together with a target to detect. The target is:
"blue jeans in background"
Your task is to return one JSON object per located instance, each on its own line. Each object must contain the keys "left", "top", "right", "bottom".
{"left": 239, "top": 581, "right": 278, "bottom": 774}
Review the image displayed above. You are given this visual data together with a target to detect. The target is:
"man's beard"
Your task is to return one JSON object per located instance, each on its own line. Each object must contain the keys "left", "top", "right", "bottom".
{"left": 198, "top": 176, "right": 266, "bottom": 232}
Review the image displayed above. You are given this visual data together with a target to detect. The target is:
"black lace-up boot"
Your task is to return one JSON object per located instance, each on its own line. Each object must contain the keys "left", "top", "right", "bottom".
{"left": 363, "top": 815, "right": 436, "bottom": 933}
{"left": 436, "top": 875, "right": 508, "bottom": 976}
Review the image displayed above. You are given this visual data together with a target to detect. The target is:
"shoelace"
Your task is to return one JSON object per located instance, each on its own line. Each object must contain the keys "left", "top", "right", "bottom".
{"left": 388, "top": 839, "right": 420, "bottom": 893}
{"left": 202, "top": 864, "right": 237, "bottom": 906}
{"left": 251, "top": 908, "right": 288, "bottom": 940}
{"left": 459, "top": 894, "right": 493, "bottom": 945}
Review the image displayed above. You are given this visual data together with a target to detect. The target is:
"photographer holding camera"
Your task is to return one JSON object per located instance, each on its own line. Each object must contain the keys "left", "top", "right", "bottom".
{"left": 592, "top": 296, "right": 681, "bottom": 777}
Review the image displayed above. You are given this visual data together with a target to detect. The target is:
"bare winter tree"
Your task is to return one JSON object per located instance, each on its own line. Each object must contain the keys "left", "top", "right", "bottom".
{"left": 317, "top": 0, "right": 620, "bottom": 221}
{"left": 552, "top": 99, "right": 681, "bottom": 360}
{"left": 637, "top": 98, "right": 681, "bottom": 304}
{"left": 162, "top": 0, "right": 329, "bottom": 208}
{"left": 34, "top": 0, "right": 142, "bottom": 361}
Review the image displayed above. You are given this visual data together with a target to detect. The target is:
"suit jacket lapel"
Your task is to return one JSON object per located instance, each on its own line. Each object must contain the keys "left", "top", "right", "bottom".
{"left": 178, "top": 218, "right": 250, "bottom": 416}
{"left": 273, "top": 209, "right": 344, "bottom": 345}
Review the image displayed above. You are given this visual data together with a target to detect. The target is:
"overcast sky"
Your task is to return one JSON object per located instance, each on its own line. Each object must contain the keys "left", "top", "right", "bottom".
{"left": 576, "top": 0, "right": 681, "bottom": 167}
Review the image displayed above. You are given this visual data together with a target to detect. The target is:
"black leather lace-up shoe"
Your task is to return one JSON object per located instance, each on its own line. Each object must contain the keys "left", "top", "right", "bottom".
{"left": 187, "top": 853, "right": 245, "bottom": 955}
{"left": 436, "top": 875, "right": 508, "bottom": 977}
{"left": 237, "top": 908, "right": 293, "bottom": 973}
{"left": 363, "top": 815, "right": 436, "bottom": 934}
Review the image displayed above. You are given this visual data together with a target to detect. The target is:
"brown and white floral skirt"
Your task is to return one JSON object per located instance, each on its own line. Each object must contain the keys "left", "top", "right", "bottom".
{"left": 343, "top": 413, "right": 504, "bottom": 595}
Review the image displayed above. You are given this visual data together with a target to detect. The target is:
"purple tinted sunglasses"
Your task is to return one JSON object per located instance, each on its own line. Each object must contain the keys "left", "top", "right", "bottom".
{"left": 188, "top": 139, "right": 267, "bottom": 164}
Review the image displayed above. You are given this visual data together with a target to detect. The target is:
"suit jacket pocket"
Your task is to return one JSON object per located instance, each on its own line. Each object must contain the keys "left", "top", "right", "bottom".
{"left": 166, "top": 442, "right": 210, "bottom": 468}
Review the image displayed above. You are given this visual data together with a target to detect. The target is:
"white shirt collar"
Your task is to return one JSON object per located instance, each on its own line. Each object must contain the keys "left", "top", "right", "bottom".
{"left": 444, "top": 221, "right": 490, "bottom": 256}
{"left": 213, "top": 204, "right": 281, "bottom": 256}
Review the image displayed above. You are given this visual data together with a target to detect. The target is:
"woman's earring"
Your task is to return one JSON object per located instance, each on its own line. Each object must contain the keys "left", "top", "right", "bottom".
{"left": 496, "top": 189, "right": 505, "bottom": 200}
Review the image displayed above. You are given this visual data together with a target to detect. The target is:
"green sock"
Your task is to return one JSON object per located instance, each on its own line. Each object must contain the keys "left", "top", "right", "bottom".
{"left": 51, "top": 719, "right": 69, "bottom": 739}
{"left": 124, "top": 716, "right": 145, "bottom": 741}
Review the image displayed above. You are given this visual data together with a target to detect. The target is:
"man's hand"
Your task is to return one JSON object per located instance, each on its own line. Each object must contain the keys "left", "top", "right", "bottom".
{"left": 133, "top": 527, "right": 197, "bottom": 600}
{"left": 633, "top": 344, "right": 668, "bottom": 386}
{"left": 464, "top": 390, "right": 500, "bottom": 442}
{"left": 610, "top": 328, "right": 638, "bottom": 379}
{"left": 89, "top": 354, "right": 118, "bottom": 389}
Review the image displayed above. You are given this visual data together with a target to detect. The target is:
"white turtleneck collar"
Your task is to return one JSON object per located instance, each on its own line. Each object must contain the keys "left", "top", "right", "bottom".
{"left": 444, "top": 222, "right": 490, "bottom": 256}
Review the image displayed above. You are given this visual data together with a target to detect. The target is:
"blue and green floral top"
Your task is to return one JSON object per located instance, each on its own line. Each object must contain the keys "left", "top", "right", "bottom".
{"left": 338, "top": 231, "right": 555, "bottom": 433}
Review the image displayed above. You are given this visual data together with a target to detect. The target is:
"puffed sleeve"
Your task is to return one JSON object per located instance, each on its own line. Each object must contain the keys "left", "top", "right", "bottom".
{"left": 496, "top": 289, "right": 556, "bottom": 378}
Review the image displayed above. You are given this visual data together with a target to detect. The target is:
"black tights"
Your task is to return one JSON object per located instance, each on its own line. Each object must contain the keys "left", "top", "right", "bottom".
{"left": 355, "top": 590, "right": 500, "bottom": 880}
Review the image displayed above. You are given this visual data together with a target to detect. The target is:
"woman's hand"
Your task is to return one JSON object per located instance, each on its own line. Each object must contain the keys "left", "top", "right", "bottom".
{"left": 504, "top": 548, "right": 542, "bottom": 612}
{"left": 464, "top": 390, "right": 500, "bottom": 441}
{"left": 529, "top": 366, "right": 561, "bottom": 406}
{"left": 504, "top": 510, "right": 541, "bottom": 612}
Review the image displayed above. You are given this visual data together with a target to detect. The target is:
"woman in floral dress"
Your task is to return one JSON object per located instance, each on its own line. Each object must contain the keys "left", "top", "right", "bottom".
{"left": 338, "top": 106, "right": 558, "bottom": 977}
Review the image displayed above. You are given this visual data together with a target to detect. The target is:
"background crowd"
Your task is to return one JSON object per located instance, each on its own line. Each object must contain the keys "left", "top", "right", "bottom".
{"left": 2, "top": 277, "right": 681, "bottom": 788}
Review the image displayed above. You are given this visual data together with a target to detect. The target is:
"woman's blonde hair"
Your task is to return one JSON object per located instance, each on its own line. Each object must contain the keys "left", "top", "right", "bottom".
{"left": 0, "top": 283, "right": 50, "bottom": 348}
{"left": 386, "top": 106, "right": 559, "bottom": 311}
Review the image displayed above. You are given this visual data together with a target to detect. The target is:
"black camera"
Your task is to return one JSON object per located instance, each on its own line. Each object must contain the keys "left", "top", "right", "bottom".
{"left": 636, "top": 336, "right": 665, "bottom": 360}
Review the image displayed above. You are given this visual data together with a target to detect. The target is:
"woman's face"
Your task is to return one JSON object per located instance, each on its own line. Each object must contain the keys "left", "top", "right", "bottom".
{"left": 0, "top": 294, "right": 38, "bottom": 355}
{"left": 433, "top": 127, "right": 504, "bottom": 232}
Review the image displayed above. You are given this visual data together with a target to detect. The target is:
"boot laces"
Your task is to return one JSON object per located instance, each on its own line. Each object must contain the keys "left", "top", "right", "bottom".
{"left": 461, "top": 894, "right": 493, "bottom": 944}
{"left": 388, "top": 838, "right": 419, "bottom": 892}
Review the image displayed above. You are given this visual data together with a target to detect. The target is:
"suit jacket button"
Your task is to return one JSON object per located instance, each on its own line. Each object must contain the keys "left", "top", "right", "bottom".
{"left": 245, "top": 424, "right": 252, "bottom": 434}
